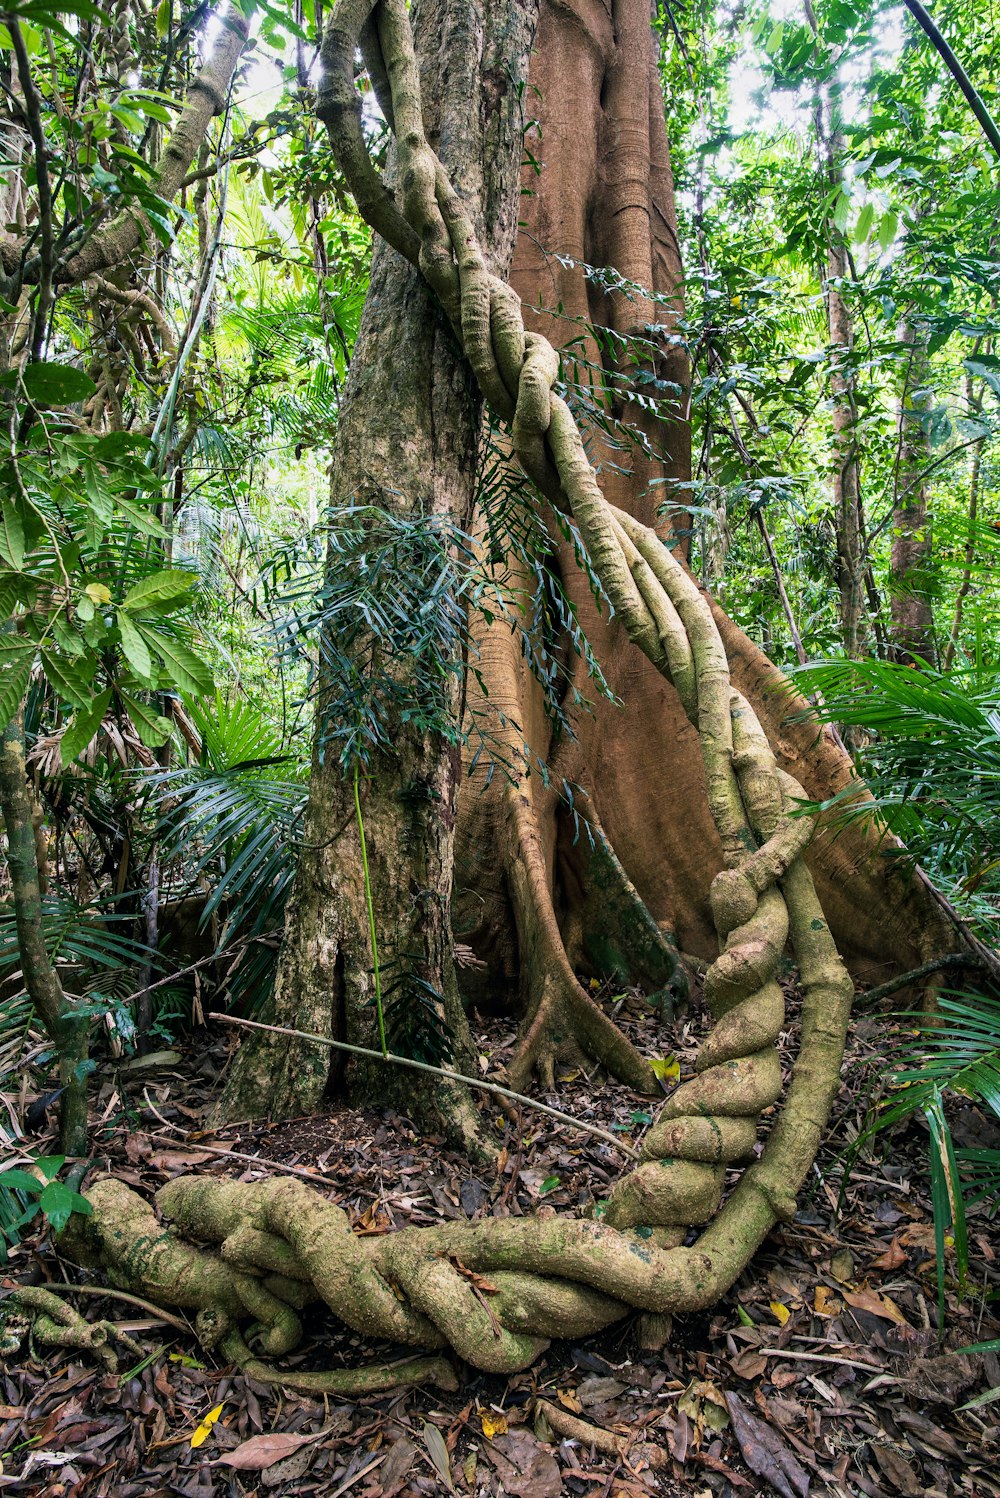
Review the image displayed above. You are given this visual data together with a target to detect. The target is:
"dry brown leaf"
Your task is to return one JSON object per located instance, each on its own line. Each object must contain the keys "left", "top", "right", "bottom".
{"left": 216, "top": 1429, "right": 324, "bottom": 1470}
{"left": 870, "top": 1238, "right": 908, "bottom": 1271}
{"left": 843, "top": 1287, "right": 908, "bottom": 1325}
{"left": 814, "top": 1286, "right": 840, "bottom": 1317}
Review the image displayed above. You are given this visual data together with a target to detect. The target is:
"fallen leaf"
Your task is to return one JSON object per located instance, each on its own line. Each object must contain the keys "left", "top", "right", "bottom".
{"left": 487, "top": 1429, "right": 562, "bottom": 1498}
{"left": 190, "top": 1403, "right": 224, "bottom": 1449}
{"left": 814, "top": 1286, "right": 840, "bottom": 1317}
{"left": 843, "top": 1287, "right": 908, "bottom": 1325}
{"left": 871, "top": 1238, "right": 908, "bottom": 1271}
{"left": 649, "top": 1056, "right": 681, "bottom": 1084}
{"left": 556, "top": 1389, "right": 583, "bottom": 1413}
{"left": 770, "top": 1300, "right": 792, "bottom": 1326}
{"left": 217, "top": 1430, "right": 324, "bottom": 1471}
{"left": 725, "top": 1392, "right": 810, "bottom": 1498}
{"left": 480, "top": 1408, "right": 508, "bottom": 1439}
{"left": 830, "top": 1248, "right": 855, "bottom": 1283}
{"left": 871, "top": 1442, "right": 923, "bottom": 1496}
{"left": 380, "top": 1436, "right": 418, "bottom": 1498}
{"left": 730, "top": 1350, "right": 768, "bottom": 1380}
{"left": 422, "top": 1420, "right": 456, "bottom": 1495}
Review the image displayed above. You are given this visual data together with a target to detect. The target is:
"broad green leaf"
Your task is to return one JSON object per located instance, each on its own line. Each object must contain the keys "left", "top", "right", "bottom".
{"left": 0, "top": 499, "right": 24, "bottom": 570}
{"left": 155, "top": 0, "right": 171, "bottom": 36}
{"left": 0, "top": 646, "right": 34, "bottom": 730}
{"left": 853, "top": 202, "right": 874, "bottom": 243}
{"left": 38, "top": 1179, "right": 93, "bottom": 1232}
{"left": 41, "top": 650, "right": 95, "bottom": 709}
{"left": 877, "top": 210, "right": 898, "bottom": 251}
{"left": 833, "top": 189, "right": 851, "bottom": 236}
{"left": 117, "top": 611, "right": 153, "bottom": 679}
{"left": 121, "top": 692, "right": 172, "bottom": 748}
{"left": 23, "top": 360, "right": 97, "bottom": 405}
{"left": 61, "top": 688, "right": 112, "bottom": 766}
{"left": 122, "top": 569, "right": 197, "bottom": 613}
{"left": 136, "top": 625, "right": 213, "bottom": 696}
{"left": 0, "top": 1168, "right": 44, "bottom": 1195}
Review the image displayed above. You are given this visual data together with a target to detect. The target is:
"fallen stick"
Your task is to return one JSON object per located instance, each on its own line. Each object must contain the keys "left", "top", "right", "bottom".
{"left": 533, "top": 1397, "right": 670, "bottom": 1470}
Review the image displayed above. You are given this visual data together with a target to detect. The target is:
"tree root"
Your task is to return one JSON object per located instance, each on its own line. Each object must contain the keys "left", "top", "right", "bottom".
{"left": 2, "top": 1285, "right": 142, "bottom": 1369}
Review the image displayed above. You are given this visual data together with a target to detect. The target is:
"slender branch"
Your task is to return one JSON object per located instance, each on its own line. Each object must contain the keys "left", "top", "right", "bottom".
{"left": 902, "top": 0, "right": 1000, "bottom": 165}
{"left": 210, "top": 1013, "right": 641, "bottom": 1158}
{"left": 33, "top": 1280, "right": 194, "bottom": 1334}
{"left": 858, "top": 951, "right": 988, "bottom": 1008}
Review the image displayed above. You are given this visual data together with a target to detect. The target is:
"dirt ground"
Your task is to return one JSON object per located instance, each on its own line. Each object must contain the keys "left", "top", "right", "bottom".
{"left": 2, "top": 983, "right": 998, "bottom": 1498}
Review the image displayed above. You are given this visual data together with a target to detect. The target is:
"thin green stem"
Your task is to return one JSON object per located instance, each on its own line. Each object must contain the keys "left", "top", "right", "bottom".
{"left": 353, "top": 760, "right": 386, "bottom": 1057}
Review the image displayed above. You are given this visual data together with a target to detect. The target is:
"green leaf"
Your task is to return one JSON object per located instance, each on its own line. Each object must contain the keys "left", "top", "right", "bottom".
{"left": 122, "top": 569, "right": 197, "bottom": 613}
{"left": 121, "top": 692, "right": 172, "bottom": 748}
{"left": 833, "top": 188, "right": 851, "bottom": 236}
{"left": 136, "top": 625, "right": 213, "bottom": 696}
{"left": 0, "top": 1168, "right": 44, "bottom": 1196}
{"left": 117, "top": 610, "right": 153, "bottom": 680}
{"left": 38, "top": 1179, "right": 93, "bottom": 1233}
{"left": 0, "top": 499, "right": 25, "bottom": 570}
{"left": 877, "top": 210, "right": 898, "bottom": 251}
{"left": 41, "top": 650, "right": 95, "bottom": 709}
{"left": 853, "top": 202, "right": 874, "bottom": 243}
{"left": 155, "top": 0, "right": 171, "bottom": 35}
{"left": 34, "top": 1155, "right": 64, "bottom": 1183}
{"left": 0, "top": 645, "right": 34, "bottom": 729}
{"left": 61, "top": 688, "right": 112, "bottom": 766}
{"left": 22, "top": 361, "right": 97, "bottom": 405}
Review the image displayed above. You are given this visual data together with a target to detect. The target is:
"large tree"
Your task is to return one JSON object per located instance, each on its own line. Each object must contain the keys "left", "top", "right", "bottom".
{"left": 222, "top": 0, "right": 956, "bottom": 1127}
{"left": 42, "top": 0, "right": 995, "bottom": 1395}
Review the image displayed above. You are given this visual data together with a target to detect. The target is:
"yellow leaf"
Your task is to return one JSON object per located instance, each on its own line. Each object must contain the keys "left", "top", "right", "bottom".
{"left": 190, "top": 1403, "right": 224, "bottom": 1449}
{"left": 557, "top": 1389, "right": 583, "bottom": 1413}
{"left": 85, "top": 582, "right": 112, "bottom": 604}
{"left": 480, "top": 1409, "right": 508, "bottom": 1439}
{"left": 769, "top": 1300, "right": 791, "bottom": 1326}
{"left": 649, "top": 1056, "right": 680, "bottom": 1084}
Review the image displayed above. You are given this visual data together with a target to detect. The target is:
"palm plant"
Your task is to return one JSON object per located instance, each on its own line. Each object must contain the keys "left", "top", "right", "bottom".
{"left": 149, "top": 694, "right": 307, "bottom": 1014}
{"left": 800, "top": 656, "right": 1000, "bottom": 1313}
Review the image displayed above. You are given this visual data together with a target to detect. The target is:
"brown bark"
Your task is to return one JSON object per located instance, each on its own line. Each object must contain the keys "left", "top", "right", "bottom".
{"left": 454, "top": 0, "right": 956, "bottom": 1080}
{"left": 217, "top": 0, "right": 539, "bottom": 1135}
{"left": 890, "top": 322, "right": 936, "bottom": 664}
{"left": 0, "top": 716, "right": 87, "bottom": 1154}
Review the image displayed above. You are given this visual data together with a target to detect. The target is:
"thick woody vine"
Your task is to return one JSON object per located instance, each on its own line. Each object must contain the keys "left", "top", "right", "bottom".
{"left": 4, "top": 0, "right": 856, "bottom": 1390}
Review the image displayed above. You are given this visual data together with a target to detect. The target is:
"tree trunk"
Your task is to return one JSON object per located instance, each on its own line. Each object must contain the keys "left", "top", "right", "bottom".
{"left": 453, "top": 0, "right": 956, "bottom": 1090}
{"left": 0, "top": 716, "right": 88, "bottom": 1155}
{"left": 216, "top": 0, "right": 539, "bottom": 1137}
{"left": 226, "top": 0, "right": 959, "bottom": 1128}
{"left": 817, "top": 111, "right": 867, "bottom": 662}
{"left": 890, "top": 321, "right": 936, "bottom": 664}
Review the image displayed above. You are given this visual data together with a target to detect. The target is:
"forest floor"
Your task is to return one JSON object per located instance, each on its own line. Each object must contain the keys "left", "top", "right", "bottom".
{"left": 2, "top": 983, "right": 999, "bottom": 1498}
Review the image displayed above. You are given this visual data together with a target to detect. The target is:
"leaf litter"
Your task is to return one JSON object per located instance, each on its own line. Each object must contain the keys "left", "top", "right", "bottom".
{"left": 1, "top": 981, "right": 998, "bottom": 1496}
